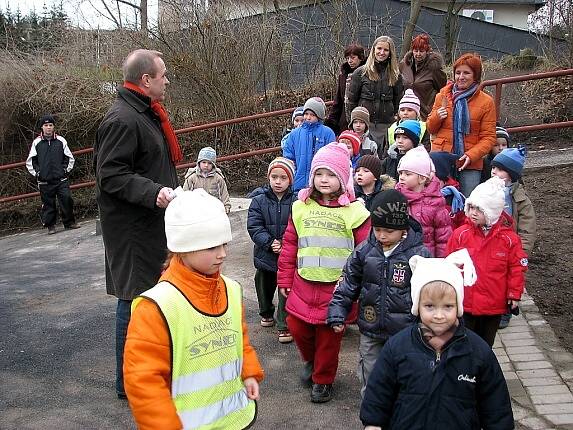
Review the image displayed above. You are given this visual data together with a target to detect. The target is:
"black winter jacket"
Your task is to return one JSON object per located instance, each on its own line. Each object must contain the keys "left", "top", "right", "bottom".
{"left": 247, "top": 185, "right": 297, "bottom": 272}
{"left": 327, "top": 218, "right": 430, "bottom": 340}
{"left": 354, "top": 179, "right": 383, "bottom": 212}
{"left": 380, "top": 144, "right": 403, "bottom": 181}
{"left": 94, "top": 87, "right": 178, "bottom": 300}
{"left": 346, "top": 60, "right": 404, "bottom": 125}
{"left": 324, "top": 60, "right": 366, "bottom": 135}
{"left": 360, "top": 323, "right": 514, "bottom": 430}
{"left": 26, "top": 134, "right": 74, "bottom": 183}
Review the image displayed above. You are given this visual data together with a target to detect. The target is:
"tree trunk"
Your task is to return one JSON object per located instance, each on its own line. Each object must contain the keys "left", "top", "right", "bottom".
{"left": 401, "top": 0, "right": 423, "bottom": 59}
{"left": 140, "top": 0, "right": 147, "bottom": 36}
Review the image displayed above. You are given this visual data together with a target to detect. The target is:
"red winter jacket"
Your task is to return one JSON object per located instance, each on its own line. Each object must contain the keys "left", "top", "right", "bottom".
{"left": 446, "top": 212, "right": 528, "bottom": 315}
{"left": 277, "top": 199, "right": 371, "bottom": 325}
{"left": 396, "top": 178, "right": 452, "bottom": 257}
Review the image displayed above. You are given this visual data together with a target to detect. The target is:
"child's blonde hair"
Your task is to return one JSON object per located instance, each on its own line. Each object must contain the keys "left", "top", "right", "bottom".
{"left": 363, "top": 36, "right": 400, "bottom": 86}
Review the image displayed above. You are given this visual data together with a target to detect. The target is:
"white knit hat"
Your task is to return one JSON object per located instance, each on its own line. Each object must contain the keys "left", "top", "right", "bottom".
{"left": 409, "top": 249, "right": 477, "bottom": 317}
{"left": 197, "top": 146, "right": 217, "bottom": 166}
{"left": 464, "top": 176, "right": 506, "bottom": 226}
{"left": 165, "top": 189, "right": 232, "bottom": 252}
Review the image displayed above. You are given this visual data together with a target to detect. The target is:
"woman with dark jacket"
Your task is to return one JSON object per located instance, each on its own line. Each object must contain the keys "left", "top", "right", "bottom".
{"left": 399, "top": 34, "right": 447, "bottom": 120}
{"left": 346, "top": 36, "right": 404, "bottom": 156}
{"left": 325, "top": 43, "right": 366, "bottom": 135}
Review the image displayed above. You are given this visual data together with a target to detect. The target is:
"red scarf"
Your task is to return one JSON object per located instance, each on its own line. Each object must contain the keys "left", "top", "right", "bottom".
{"left": 123, "top": 82, "right": 183, "bottom": 164}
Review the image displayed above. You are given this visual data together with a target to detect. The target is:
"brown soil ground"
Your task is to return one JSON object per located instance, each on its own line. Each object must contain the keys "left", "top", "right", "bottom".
{"left": 522, "top": 164, "right": 573, "bottom": 350}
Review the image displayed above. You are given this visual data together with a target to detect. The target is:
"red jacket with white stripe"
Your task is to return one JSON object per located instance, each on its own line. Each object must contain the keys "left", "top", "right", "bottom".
{"left": 446, "top": 212, "right": 528, "bottom": 315}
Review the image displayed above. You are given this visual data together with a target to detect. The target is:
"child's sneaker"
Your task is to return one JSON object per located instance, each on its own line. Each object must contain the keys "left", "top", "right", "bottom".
{"left": 278, "top": 330, "right": 293, "bottom": 344}
{"left": 260, "top": 317, "right": 275, "bottom": 327}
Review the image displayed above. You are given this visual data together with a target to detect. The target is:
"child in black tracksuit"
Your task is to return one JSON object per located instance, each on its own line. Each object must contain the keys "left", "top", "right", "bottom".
{"left": 360, "top": 251, "right": 513, "bottom": 430}
{"left": 327, "top": 190, "right": 430, "bottom": 398}
{"left": 247, "top": 157, "right": 297, "bottom": 343}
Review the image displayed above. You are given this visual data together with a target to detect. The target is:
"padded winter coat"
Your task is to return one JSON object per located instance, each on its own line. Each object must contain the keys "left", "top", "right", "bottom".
{"left": 277, "top": 199, "right": 371, "bottom": 325}
{"left": 446, "top": 212, "right": 528, "bottom": 315}
{"left": 247, "top": 185, "right": 297, "bottom": 272}
{"left": 183, "top": 166, "right": 231, "bottom": 213}
{"left": 396, "top": 178, "right": 453, "bottom": 257}
{"left": 327, "top": 218, "right": 430, "bottom": 340}
{"left": 427, "top": 82, "right": 496, "bottom": 171}
{"left": 399, "top": 51, "right": 448, "bottom": 120}
{"left": 282, "top": 121, "right": 335, "bottom": 191}
{"left": 510, "top": 182, "right": 537, "bottom": 255}
{"left": 360, "top": 323, "right": 514, "bottom": 430}
{"left": 346, "top": 61, "right": 404, "bottom": 125}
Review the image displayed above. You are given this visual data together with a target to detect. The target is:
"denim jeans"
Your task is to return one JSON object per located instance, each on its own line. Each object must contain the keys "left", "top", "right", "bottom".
{"left": 116, "top": 299, "right": 132, "bottom": 396}
{"left": 458, "top": 169, "right": 482, "bottom": 197}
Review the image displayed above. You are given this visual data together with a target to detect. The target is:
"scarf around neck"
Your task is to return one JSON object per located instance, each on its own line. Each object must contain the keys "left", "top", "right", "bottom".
{"left": 123, "top": 81, "right": 183, "bottom": 164}
{"left": 451, "top": 83, "right": 478, "bottom": 157}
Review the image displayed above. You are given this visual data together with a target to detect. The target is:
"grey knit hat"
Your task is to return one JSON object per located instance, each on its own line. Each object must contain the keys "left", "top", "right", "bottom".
{"left": 303, "top": 97, "right": 326, "bottom": 121}
{"left": 197, "top": 146, "right": 217, "bottom": 166}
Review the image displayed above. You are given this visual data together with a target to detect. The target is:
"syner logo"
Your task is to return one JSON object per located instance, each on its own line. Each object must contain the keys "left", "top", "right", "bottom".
{"left": 458, "top": 374, "right": 477, "bottom": 383}
{"left": 187, "top": 328, "right": 239, "bottom": 358}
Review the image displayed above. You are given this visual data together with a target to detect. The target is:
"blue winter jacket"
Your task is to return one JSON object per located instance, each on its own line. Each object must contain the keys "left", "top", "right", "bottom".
{"left": 247, "top": 185, "right": 297, "bottom": 272}
{"left": 327, "top": 218, "right": 430, "bottom": 340}
{"left": 282, "top": 121, "right": 335, "bottom": 191}
{"left": 361, "top": 323, "right": 514, "bottom": 430}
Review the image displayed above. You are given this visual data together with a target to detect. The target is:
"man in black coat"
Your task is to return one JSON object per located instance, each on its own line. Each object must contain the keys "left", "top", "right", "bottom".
{"left": 94, "top": 49, "right": 180, "bottom": 399}
{"left": 26, "top": 115, "right": 80, "bottom": 234}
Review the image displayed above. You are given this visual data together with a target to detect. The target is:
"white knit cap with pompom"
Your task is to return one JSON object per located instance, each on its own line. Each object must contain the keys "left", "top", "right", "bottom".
{"left": 409, "top": 249, "right": 477, "bottom": 317}
{"left": 464, "top": 176, "right": 506, "bottom": 226}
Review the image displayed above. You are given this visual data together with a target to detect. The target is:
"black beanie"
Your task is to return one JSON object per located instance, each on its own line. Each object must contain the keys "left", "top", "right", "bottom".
{"left": 40, "top": 114, "right": 55, "bottom": 127}
{"left": 370, "top": 190, "right": 410, "bottom": 229}
{"left": 357, "top": 155, "right": 382, "bottom": 179}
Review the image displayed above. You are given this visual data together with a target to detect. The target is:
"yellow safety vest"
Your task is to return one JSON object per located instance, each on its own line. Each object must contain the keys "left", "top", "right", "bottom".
{"left": 292, "top": 199, "right": 370, "bottom": 282}
{"left": 132, "top": 276, "right": 256, "bottom": 430}
{"left": 387, "top": 121, "right": 427, "bottom": 147}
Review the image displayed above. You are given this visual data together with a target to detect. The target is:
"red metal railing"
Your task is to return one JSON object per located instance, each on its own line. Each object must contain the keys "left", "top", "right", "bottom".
{"left": 1, "top": 69, "right": 572, "bottom": 204}
{"left": 481, "top": 68, "right": 573, "bottom": 133}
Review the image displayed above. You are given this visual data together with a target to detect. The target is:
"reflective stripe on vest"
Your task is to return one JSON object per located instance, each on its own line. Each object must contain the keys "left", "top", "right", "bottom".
{"left": 133, "top": 276, "right": 256, "bottom": 430}
{"left": 292, "top": 199, "right": 370, "bottom": 282}
{"left": 387, "top": 120, "right": 427, "bottom": 147}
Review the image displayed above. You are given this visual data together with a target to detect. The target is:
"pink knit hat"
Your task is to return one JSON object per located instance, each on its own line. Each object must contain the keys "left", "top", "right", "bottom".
{"left": 338, "top": 130, "right": 362, "bottom": 156}
{"left": 399, "top": 89, "right": 421, "bottom": 117}
{"left": 298, "top": 142, "right": 354, "bottom": 206}
{"left": 397, "top": 146, "right": 435, "bottom": 179}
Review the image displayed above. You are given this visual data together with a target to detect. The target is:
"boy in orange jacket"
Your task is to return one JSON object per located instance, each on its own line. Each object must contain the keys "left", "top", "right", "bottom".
{"left": 124, "top": 189, "right": 264, "bottom": 429}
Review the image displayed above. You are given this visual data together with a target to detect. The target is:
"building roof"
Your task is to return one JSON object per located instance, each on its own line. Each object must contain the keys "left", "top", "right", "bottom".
{"left": 406, "top": 0, "right": 545, "bottom": 5}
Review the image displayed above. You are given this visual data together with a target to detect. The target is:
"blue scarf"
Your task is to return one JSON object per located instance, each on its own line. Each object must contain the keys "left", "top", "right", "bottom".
{"left": 452, "top": 83, "right": 478, "bottom": 157}
{"left": 441, "top": 185, "right": 465, "bottom": 214}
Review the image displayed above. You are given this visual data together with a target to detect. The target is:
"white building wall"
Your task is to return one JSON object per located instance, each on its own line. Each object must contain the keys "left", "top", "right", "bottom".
{"left": 428, "top": 2, "right": 534, "bottom": 30}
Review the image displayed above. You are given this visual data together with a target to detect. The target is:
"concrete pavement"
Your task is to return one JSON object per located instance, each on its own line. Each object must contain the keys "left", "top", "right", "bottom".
{"left": 1, "top": 198, "right": 573, "bottom": 429}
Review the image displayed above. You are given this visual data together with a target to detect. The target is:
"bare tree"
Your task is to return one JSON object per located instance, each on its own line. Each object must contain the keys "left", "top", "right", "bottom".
{"left": 400, "top": 0, "right": 423, "bottom": 59}
{"left": 443, "top": 0, "right": 467, "bottom": 64}
{"left": 75, "top": 0, "right": 148, "bottom": 35}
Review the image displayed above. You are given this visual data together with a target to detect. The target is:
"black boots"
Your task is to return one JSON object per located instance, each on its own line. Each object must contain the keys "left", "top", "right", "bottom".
{"left": 311, "top": 383, "right": 333, "bottom": 403}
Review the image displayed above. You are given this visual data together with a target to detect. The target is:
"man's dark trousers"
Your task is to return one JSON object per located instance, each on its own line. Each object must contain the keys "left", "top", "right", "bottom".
{"left": 39, "top": 179, "right": 76, "bottom": 227}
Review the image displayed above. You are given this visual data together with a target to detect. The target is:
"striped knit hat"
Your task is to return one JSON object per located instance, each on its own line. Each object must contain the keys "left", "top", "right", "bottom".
{"left": 338, "top": 130, "right": 362, "bottom": 156}
{"left": 268, "top": 157, "right": 295, "bottom": 185}
{"left": 496, "top": 126, "right": 511, "bottom": 145}
{"left": 399, "top": 89, "right": 421, "bottom": 116}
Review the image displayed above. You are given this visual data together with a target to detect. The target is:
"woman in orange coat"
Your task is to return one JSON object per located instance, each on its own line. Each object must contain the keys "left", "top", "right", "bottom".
{"left": 426, "top": 53, "right": 496, "bottom": 196}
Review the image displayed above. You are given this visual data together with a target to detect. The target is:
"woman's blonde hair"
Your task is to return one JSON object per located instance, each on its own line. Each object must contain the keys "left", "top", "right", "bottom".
{"left": 363, "top": 36, "right": 400, "bottom": 86}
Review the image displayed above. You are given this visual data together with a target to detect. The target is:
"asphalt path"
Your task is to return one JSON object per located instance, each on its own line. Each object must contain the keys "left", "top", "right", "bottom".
{"left": 0, "top": 210, "right": 363, "bottom": 430}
